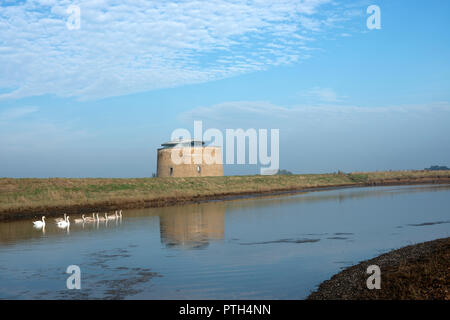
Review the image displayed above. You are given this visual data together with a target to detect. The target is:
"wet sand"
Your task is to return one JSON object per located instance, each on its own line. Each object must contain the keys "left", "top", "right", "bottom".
{"left": 308, "top": 237, "right": 450, "bottom": 300}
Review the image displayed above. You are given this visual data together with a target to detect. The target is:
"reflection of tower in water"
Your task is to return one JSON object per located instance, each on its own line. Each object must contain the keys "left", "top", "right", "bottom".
{"left": 159, "top": 202, "right": 225, "bottom": 249}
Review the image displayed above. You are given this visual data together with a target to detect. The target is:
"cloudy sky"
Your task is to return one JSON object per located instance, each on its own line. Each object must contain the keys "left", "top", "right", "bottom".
{"left": 0, "top": 0, "right": 449, "bottom": 177}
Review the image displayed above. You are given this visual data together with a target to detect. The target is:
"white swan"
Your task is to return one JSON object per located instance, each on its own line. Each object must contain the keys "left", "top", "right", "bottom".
{"left": 119, "top": 210, "right": 123, "bottom": 218}
{"left": 54, "top": 213, "right": 67, "bottom": 223}
{"left": 96, "top": 213, "right": 106, "bottom": 222}
{"left": 74, "top": 214, "right": 86, "bottom": 223}
{"left": 106, "top": 212, "right": 116, "bottom": 221}
{"left": 107, "top": 211, "right": 116, "bottom": 220}
{"left": 57, "top": 215, "right": 70, "bottom": 228}
{"left": 33, "top": 216, "right": 46, "bottom": 228}
{"left": 84, "top": 213, "right": 96, "bottom": 222}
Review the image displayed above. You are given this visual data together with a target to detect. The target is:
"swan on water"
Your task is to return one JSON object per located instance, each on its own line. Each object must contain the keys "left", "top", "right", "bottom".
{"left": 106, "top": 212, "right": 116, "bottom": 220}
{"left": 57, "top": 215, "right": 70, "bottom": 228}
{"left": 54, "top": 213, "right": 67, "bottom": 223}
{"left": 33, "top": 216, "right": 46, "bottom": 228}
{"left": 74, "top": 214, "right": 86, "bottom": 223}
{"left": 96, "top": 213, "right": 106, "bottom": 222}
{"left": 109, "top": 212, "right": 116, "bottom": 220}
{"left": 84, "top": 213, "right": 96, "bottom": 222}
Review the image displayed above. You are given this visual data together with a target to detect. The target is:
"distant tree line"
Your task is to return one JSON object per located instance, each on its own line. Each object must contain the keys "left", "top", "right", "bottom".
{"left": 276, "top": 169, "right": 293, "bottom": 175}
{"left": 424, "top": 165, "right": 450, "bottom": 171}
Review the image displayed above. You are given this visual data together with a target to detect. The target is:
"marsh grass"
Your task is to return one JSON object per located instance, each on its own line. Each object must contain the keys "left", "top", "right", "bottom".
{"left": 0, "top": 170, "right": 449, "bottom": 216}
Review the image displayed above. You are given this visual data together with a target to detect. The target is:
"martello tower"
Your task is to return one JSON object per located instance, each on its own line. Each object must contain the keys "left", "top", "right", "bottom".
{"left": 157, "top": 138, "right": 223, "bottom": 177}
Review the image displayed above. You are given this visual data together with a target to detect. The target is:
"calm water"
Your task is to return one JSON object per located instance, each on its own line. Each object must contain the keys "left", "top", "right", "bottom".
{"left": 0, "top": 184, "right": 449, "bottom": 299}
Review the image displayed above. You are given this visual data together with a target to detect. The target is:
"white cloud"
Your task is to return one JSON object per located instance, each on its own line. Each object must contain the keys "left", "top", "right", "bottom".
{"left": 0, "top": 0, "right": 358, "bottom": 100}
{"left": 180, "top": 100, "right": 450, "bottom": 128}
{"left": 0, "top": 106, "right": 38, "bottom": 122}
{"left": 298, "top": 87, "right": 346, "bottom": 102}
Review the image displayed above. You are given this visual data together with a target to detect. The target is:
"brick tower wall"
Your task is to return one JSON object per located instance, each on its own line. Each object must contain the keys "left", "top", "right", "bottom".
{"left": 157, "top": 146, "right": 224, "bottom": 177}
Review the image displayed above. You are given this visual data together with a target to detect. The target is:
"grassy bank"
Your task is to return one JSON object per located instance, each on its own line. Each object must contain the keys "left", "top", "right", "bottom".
{"left": 308, "top": 237, "right": 450, "bottom": 300}
{"left": 1, "top": 170, "right": 449, "bottom": 221}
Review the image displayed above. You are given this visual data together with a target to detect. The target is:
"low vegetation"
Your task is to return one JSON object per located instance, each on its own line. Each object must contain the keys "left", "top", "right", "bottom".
{"left": 0, "top": 170, "right": 449, "bottom": 220}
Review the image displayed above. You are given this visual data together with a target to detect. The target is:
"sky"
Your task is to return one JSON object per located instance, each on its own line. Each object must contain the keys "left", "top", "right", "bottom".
{"left": 0, "top": 0, "right": 449, "bottom": 177}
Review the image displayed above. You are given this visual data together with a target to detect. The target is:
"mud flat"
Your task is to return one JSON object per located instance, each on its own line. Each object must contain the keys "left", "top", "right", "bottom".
{"left": 1, "top": 170, "right": 450, "bottom": 221}
{"left": 308, "top": 237, "right": 450, "bottom": 300}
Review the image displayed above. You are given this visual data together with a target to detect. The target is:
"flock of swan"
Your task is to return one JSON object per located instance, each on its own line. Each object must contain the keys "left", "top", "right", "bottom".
{"left": 32, "top": 210, "right": 123, "bottom": 229}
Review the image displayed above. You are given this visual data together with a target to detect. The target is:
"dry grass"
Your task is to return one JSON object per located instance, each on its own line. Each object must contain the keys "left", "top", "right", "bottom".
{"left": 0, "top": 170, "right": 449, "bottom": 219}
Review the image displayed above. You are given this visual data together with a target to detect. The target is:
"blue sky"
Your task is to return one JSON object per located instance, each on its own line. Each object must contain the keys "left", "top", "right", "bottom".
{"left": 0, "top": 0, "right": 449, "bottom": 177}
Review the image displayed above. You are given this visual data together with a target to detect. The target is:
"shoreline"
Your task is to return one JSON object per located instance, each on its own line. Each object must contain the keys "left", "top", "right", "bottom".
{"left": 307, "top": 237, "right": 450, "bottom": 300}
{"left": 1, "top": 171, "right": 450, "bottom": 221}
